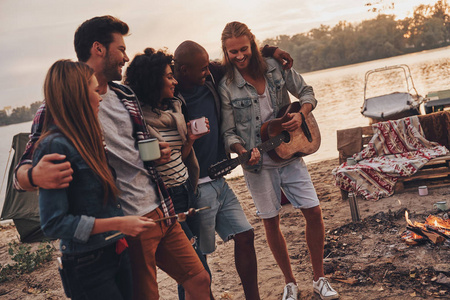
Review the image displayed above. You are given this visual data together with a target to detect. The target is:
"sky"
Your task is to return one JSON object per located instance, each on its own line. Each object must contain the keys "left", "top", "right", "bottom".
{"left": 0, "top": 0, "right": 439, "bottom": 110}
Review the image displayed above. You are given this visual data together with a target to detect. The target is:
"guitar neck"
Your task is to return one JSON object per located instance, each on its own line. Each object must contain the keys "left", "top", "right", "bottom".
{"left": 237, "top": 132, "right": 287, "bottom": 164}
{"left": 208, "top": 131, "right": 289, "bottom": 179}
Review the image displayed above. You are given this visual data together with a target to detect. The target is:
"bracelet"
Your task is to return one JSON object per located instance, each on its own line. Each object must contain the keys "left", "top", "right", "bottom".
{"left": 28, "top": 166, "right": 38, "bottom": 188}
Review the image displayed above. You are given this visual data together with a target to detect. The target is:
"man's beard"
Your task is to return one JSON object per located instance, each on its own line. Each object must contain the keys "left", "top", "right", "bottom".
{"left": 103, "top": 51, "right": 122, "bottom": 82}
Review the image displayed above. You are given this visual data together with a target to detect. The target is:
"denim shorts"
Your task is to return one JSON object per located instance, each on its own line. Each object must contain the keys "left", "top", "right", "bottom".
{"left": 194, "top": 177, "right": 253, "bottom": 254}
{"left": 243, "top": 158, "right": 319, "bottom": 219}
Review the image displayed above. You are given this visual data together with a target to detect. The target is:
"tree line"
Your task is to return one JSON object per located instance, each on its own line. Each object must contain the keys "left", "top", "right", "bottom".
{"left": 0, "top": 101, "right": 41, "bottom": 126}
{"left": 262, "top": 0, "right": 450, "bottom": 72}
{"left": 2, "top": 2, "right": 449, "bottom": 126}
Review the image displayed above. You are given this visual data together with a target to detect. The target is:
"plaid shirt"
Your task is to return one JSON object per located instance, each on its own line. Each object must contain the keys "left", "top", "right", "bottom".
{"left": 14, "top": 82, "right": 175, "bottom": 224}
{"left": 13, "top": 102, "right": 46, "bottom": 190}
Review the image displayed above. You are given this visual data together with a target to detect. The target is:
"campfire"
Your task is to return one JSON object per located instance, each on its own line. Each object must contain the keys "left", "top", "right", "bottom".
{"left": 401, "top": 211, "right": 450, "bottom": 245}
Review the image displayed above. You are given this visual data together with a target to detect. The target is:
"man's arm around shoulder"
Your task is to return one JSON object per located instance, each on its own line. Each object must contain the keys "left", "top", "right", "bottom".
{"left": 14, "top": 102, "right": 73, "bottom": 191}
{"left": 16, "top": 154, "right": 73, "bottom": 191}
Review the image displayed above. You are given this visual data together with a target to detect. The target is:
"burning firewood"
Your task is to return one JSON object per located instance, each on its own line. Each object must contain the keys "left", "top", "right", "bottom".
{"left": 401, "top": 211, "right": 450, "bottom": 245}
{"left": 406, "top": 225, "right": 445, "bottom": 244}
{"left": 400, "top": 230, "right": 426, "bottom": 245}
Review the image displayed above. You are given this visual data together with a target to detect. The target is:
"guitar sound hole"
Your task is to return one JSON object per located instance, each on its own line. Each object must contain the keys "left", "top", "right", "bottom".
{"left": 281, "top": 131, "right": 290, "bottom": 143}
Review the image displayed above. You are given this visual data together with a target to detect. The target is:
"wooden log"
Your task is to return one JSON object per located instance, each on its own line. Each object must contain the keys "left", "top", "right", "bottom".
{"left": 407, "top": 226, "right": 445, "bottom": 244}
{"left": 425, "top": 225, "right": 450, "bottom": 241}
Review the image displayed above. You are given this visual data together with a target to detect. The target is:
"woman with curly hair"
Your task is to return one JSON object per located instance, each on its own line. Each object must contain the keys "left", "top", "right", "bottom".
{"left": 125, "top": 48, "right": 212, "bottom": 300}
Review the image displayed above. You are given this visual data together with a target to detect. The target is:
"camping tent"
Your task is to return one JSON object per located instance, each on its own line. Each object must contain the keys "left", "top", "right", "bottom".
{"left": 1, "top": 133, "right": 45, "bottom": 243}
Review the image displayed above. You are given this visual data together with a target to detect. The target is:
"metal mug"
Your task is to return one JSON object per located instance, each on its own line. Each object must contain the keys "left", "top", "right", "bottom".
{"left": 418, "top": 186, "right": 428, "bottom": 196}
{"left": 347, "top": 157, "right": 357, "bottom": 166}
{"left": 138, "top": 138, "right": 161, "bottom": 162}
{"left": 433, "top": 201, "right": 448, "bottom": 211}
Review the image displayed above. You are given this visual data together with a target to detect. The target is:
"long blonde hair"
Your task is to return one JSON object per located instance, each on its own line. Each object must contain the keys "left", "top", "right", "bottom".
{"left": 221, "top": 21, "right": 267, "bottom": 82}
{"left": 41, "top": 60, "right": 119, "bottom": 203}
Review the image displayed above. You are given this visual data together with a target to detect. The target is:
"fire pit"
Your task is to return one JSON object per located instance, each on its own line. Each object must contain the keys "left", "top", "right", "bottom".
{"left": 401, "top": 211, "right": 450, "bottom": 245}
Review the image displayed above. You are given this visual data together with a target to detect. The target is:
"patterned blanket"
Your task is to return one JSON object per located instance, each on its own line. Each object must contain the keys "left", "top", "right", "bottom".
{"left": 332, "top": 116, "right": 449, "bottom": 200}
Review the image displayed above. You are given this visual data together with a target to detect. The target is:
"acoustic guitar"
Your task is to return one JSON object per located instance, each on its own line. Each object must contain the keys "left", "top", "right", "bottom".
{"left": 208, "top": 102, "right": 321, "bottom": 179}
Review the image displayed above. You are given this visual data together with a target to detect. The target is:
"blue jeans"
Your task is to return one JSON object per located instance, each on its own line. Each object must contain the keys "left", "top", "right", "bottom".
{"left": 60, "top": 243, "right": 132, "bottom": 300}
{"left": 168, "top": 180, "right": 212, "bottom": 300}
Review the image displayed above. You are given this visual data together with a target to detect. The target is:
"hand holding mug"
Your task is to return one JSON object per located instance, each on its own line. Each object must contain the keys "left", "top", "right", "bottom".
{"left": 138, "top": 139, "right": 171, "bottom": 165}
{"left": 138, "top": 138, "right": 161, "bottom": 162}
{"left": 187, "top": 117, "right": 210, "bottom": 141}
{"left": 155, "top": 141, "right": 171, "bottom": 165}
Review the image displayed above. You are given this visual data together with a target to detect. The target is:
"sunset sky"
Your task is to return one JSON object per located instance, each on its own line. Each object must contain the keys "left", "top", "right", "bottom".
{"left": 0, "top": 0, "right": 439, "bottom": 109}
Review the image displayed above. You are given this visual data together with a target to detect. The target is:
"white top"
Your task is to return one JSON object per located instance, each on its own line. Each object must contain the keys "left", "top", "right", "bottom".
{"left": 258, "top": 82, "right": 274, "bottom": 123}
{"left": 259, "top": 82, "right": 290, "bottom": 168}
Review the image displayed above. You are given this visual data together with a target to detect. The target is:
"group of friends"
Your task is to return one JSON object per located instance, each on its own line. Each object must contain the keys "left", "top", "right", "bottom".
{"left": 13, "top": 15, "right": 340, "bottom": 300}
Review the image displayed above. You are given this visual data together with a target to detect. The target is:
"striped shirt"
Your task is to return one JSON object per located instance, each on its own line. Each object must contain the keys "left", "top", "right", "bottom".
{"left": 155, "top": 126, "right": 189, "bottom": 188}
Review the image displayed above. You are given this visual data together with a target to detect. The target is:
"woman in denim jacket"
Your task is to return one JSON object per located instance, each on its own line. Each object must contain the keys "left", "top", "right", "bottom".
{"left": 218, "top": 22, "right": 339, "bottom": 300}
{"left": 33, "top": 60, "right": 155, "bottom": 300}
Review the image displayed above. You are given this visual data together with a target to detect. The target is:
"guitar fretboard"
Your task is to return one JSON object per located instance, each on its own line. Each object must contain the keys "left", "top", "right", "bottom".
{"left": 237, "top": 132, "right": 288, "bottom": 164}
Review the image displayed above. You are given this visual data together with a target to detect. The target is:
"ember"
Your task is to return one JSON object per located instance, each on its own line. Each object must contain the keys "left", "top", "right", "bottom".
{"left": 401, "top": 211, "right": 450, "bottom": 245}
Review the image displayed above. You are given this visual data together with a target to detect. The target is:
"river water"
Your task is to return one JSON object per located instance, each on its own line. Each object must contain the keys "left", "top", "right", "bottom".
{"left": 1, "top": 46, "right": 450, "bottom": 213}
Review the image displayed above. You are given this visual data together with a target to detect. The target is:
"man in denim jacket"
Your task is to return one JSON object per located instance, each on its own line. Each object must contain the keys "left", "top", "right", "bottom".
{"left": 220, "top": 58, "right": 316, "bottom": 173}
{"left": 218, "top": 21, "right": 339, "bottom": 300}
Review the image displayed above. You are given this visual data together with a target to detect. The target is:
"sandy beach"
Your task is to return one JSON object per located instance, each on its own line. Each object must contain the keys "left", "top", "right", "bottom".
{"left": 1, "top": 157, "right": 449, "bottom": 299}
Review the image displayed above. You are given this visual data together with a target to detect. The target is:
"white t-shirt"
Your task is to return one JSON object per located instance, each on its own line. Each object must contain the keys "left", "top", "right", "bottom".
{"left": 259, "top": 82, "right": 295, "bottom": 168}
{"left": 258, "top": 83, "right": 274, "bottom": 123}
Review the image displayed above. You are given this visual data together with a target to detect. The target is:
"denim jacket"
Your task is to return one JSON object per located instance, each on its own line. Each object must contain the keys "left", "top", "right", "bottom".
{"left": 219, "top": 58, "right": 317, "bottom": 172}
{"left": 33, "top": 131, "right": 123, "bottom": 254}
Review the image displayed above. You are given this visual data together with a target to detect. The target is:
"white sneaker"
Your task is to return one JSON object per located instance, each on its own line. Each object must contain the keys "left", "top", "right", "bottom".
{"left": 282, "top": 282, "right": 298, "bottom": 300}
{"left": 313, "top": 277, "right": 339, "bottom": 300}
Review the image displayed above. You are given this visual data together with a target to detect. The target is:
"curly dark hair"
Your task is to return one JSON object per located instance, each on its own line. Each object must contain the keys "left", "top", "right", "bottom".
{"left": 74, "top": 15, "right": 129, "bottom": 62}
{"left": 125, "top": 48, "right": 174, "bottom": 110}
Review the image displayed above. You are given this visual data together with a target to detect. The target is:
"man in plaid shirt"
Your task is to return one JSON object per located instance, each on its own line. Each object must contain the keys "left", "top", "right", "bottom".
{"left": 14, "top": 16, "right": 211, "bottom": 300}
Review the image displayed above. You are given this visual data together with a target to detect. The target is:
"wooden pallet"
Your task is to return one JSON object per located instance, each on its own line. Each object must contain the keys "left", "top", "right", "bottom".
{"left": 336, "top": 115, "right": 450, "bottom": 200}
{"left": 394, "top": 154, "right": 450, "bottom": 192}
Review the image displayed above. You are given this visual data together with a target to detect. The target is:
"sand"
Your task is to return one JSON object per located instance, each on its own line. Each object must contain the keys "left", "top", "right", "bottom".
{"left": 1, "top": 158, "right": 449, "bottom": 299}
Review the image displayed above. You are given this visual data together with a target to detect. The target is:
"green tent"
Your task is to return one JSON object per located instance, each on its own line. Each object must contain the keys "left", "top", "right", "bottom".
{"left": 1, "top": 133, "right": 45, "bottom": 243}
